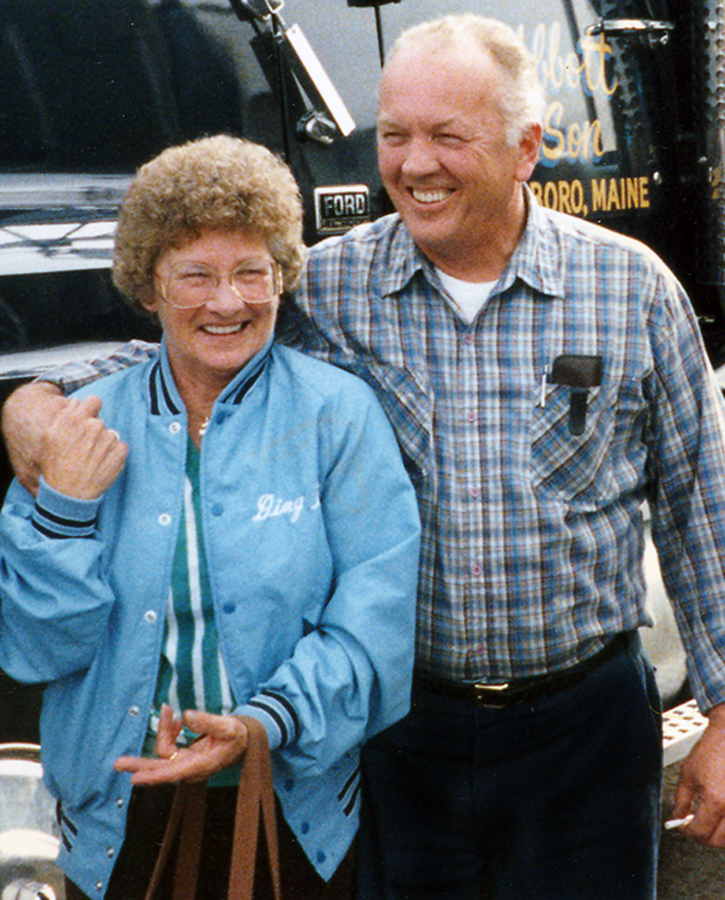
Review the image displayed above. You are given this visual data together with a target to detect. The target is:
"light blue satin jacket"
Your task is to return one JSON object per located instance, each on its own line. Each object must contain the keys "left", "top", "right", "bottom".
{"left": 0, "top": 340, "right": 420, "bottom": 897}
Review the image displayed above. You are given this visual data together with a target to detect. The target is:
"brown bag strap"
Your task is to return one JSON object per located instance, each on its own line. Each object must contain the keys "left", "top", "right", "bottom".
{"left": 145, "top": 716, "right": 281, "bottom": 900}
{"left": 144, "top": 780, "right": 207, "bottom": 900}
{"left": 173, "top": 781, "right": 209, "bottom": 900}
{"left": 228, "top": 717, "right": 281, "bottom": 900}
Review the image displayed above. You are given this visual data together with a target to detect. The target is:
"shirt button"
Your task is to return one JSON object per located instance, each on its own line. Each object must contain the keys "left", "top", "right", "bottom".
{"left": 316, "top": 851, "right": 326, "bottom": 865}
{"left": 106, "top": 847, "right": 115, "bottom": 858}
{"left": 283, "top": 779, "right": 294, "bottom": 792}
{"left": 95, "top": 883, "right": 104, "bottom": 892}
{"left": 466, "top": 410, "right": 477, "bottom": 423}
{"left": 301, "top": 821, "right": 310, "bottom": 834}
{"left": 144, "top": 610, "right": 157, "bottom": 624}
{"left": 129, "top": 705, "right": 140, "bottom": 717}
{"left": 158, "top": 513, "right": 171, "bottom": 526}
{"left": 211, "top": 503, "right": 224, "bottom": 517}
{"left": 471, "top": 564, "right": 482, "bottom": 577}
{"left": 469, "top": 487, "right": 480, "bottom": 498}
{"left": 169, "top": 422, "right": 182, "bottom": 434}
{"left": 223, "top": 602, "right": 236, "bottom": 615}
{"left": 116, "top": 798, "right": 124, "bottom": 808}
{"left": 464, "top": 334, "right": 475, "bottom": 345}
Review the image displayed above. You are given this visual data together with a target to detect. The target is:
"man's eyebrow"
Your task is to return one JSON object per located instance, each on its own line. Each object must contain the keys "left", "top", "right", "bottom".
{"left": 431, "top": 118, "right": 465, "bottom": 130}
{"left": 376, "top": 115, "right": 462, "bottom": 129}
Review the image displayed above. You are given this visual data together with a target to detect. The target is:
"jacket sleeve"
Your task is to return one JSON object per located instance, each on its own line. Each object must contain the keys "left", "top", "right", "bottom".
{"left": 0, "top": 478, "right": 115, "bottom": 683}
{"left": 237, "top": 385, "right": 420, "bottom": 775}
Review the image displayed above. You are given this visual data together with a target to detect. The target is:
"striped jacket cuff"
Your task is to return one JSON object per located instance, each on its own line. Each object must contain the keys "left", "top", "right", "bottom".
{"left": 237, "top": 689, "right": 301, "bottom": 752}
{"left": 32, "top": 478, "right": 102, "bottom": 539}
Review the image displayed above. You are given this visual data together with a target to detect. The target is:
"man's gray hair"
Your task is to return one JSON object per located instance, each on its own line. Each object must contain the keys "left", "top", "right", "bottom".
{"left": 386, "top": 14, "right": 545, "bottom": 147}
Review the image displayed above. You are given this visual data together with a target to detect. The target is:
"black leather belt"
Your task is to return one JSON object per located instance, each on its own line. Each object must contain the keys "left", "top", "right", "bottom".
{"left": 414, "top": 634, "right": 628, "bottom": 709}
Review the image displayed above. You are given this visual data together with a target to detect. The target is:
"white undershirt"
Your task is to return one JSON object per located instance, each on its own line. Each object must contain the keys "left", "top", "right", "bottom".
{"left": 436, "top": 267, "right": 496, "bottom": 324}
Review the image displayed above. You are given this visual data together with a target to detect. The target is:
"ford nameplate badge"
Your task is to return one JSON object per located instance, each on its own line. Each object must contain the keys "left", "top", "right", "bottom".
{"left": 315, "top": 185, "right": 370, "bottom": 235}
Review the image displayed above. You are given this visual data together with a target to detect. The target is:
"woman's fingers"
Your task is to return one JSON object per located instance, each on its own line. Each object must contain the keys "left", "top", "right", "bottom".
{"left": 114, "top": 711, "right": 249, "bottom": 784}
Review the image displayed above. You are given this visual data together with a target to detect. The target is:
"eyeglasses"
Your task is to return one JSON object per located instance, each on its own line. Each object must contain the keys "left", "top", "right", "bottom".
{"left": 158, "top": 258, "right": 282, "bottom": 309}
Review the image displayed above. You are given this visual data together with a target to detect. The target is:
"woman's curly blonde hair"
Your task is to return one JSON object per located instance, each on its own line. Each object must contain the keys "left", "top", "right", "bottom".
{"left": 112, "top": 135, "right": 305, "bottom": 312}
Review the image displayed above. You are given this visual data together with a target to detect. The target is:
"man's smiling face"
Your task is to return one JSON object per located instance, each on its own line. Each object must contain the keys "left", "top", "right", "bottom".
{"left": 376, "top": 38, "right": 536, "bottom": 275}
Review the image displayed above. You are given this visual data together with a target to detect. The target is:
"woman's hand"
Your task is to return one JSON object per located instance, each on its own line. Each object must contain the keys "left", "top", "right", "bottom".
{"left": 40, "top": 396, "right": 128, "bottom": 499}
{"left": 114, "top": 705, "right": 250, "bottom": 784}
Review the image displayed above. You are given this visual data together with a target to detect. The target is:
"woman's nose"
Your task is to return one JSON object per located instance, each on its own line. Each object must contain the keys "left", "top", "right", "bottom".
{"left": 205, "top": 277, "right": 247, "bottom": 313}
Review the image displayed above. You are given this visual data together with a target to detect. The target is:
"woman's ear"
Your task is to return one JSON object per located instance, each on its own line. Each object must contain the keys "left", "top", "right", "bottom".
{"left": 139, "top": 286, "right": 159, "bottom": 316}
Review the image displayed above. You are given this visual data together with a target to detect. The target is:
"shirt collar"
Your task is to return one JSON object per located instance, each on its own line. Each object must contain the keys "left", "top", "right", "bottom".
{"left": 497, "top": 185, "right": 564, "bottom": 299}
{"left": 375, "top": 216, "right": 432, "bottom": 298}
{"left": 377, "top": 187, "right": 564, "bottom": 301}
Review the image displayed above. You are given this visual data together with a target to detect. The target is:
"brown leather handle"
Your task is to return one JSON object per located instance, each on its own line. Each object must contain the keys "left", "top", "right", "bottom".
{"left": 228, "top": 717, "right": 281, "bottom": 900}
{"left": 144, "top": 716, "right": 281, "bottom": 900}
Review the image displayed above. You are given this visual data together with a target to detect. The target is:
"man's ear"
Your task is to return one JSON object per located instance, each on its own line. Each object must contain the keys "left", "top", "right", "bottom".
{"left": 516, "top": 122, "right": 542, "bottom": 183}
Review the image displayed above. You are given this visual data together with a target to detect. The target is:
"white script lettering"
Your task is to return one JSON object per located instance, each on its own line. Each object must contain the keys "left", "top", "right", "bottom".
{"left": 253, "top": 493, "right": 306, "bottom": 524}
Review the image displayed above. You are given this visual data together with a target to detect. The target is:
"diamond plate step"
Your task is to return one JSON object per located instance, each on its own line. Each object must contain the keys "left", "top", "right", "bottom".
{"left": 663, "top": 699, "right": 708, "bottom": 767}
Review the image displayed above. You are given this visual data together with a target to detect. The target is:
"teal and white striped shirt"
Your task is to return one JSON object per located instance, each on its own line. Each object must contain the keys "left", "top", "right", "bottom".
{"left": 147, "top": 438, "right": 237, "bottom": 784}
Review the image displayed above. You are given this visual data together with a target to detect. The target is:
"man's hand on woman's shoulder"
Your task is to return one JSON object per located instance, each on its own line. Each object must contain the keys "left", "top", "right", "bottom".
{"left": 2, "top": 381, "right": 68, "bottom": 496}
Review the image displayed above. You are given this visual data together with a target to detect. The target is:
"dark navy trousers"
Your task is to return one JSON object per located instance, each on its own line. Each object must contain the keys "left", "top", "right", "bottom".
{"left": 357, "top": 633, "right": 662, "bottom": 900}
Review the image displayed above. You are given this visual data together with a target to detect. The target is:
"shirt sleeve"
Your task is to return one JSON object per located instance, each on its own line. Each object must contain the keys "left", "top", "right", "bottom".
{"left": 646, "top": 271, "right": 725, "bottom": 711}
{"left": 0, "top": 478, "right": 115, "bottom": 683}
{"left": 38, "top": 339, "right": 160, "bottom": 394}
{"left": 236, "top": 384, "right": 420, "bottom": 773}
{"left": 277, "top": 243, "right": 360, "bottom": 376}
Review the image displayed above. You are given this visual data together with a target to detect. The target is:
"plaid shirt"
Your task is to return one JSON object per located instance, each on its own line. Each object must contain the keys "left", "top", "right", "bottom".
{"left": 55, "top": 195, "right": 725, "bottom": 707}
{"left": 282, "top": 196, "right": 725, "bottom": 708}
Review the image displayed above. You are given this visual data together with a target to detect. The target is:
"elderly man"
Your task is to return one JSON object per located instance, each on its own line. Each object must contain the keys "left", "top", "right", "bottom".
{"left": 6, "top": 14, "right": 725, "bottom": 900}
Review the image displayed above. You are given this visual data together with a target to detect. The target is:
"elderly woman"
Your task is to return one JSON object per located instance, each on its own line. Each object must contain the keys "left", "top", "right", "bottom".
{"left": 0, "top": 136, "right": 420, "bottom": 900}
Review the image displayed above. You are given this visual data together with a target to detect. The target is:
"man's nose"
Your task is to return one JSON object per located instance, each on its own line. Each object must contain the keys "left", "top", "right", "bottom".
{"left": 400, "top": 137, "right": 440, "bottom": 177}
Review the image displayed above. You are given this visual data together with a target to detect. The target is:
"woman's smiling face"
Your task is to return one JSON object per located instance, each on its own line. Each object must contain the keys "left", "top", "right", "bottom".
{"left": 148, "top": 230, "right": 280, "bottom": 392}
